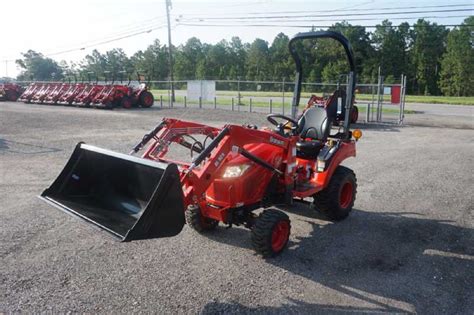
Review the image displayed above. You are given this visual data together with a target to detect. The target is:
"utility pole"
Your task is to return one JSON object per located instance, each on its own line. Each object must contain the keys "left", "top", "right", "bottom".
{"left": 165, "top": 0, "right": 175, "bottom": 102}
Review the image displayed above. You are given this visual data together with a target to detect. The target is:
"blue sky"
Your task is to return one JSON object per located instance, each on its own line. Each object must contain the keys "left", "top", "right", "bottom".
{"left": 1, "top": 0, "right": 471, "bottom": 77}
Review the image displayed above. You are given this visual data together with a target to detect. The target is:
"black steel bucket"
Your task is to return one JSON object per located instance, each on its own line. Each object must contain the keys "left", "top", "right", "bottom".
{"left": 40, "top": 143, "right": 185, "bottom": 241}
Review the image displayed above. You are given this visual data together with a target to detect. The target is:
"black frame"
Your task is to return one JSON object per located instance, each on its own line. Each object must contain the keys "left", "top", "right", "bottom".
{"left": 288, "top": 31, "right": 356, "bottom": 138}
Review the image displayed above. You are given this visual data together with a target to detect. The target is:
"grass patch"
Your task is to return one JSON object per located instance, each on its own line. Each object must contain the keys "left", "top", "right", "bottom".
{"left": 153, "top": 94, "right": 416, "bottom": 114}
{"left": 151, "top": 89, "right": 474, "bottom": 106}
{"left": 153, "top": 94, "right": 283, "bottom": 108}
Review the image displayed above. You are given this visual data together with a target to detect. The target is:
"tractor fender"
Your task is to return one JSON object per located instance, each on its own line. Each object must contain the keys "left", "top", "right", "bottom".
{"left": 315, "top": 141, "right": 356, "bottom": 189}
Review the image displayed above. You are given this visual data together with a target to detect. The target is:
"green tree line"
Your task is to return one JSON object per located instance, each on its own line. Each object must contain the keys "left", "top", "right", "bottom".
{"left": 15, "top": 17, "right": 473, "bottom": 96}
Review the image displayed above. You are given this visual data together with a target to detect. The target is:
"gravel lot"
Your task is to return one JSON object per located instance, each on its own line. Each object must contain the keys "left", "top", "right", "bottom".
{"left": 1, "top": 102, "right": 473, "bottom": 314}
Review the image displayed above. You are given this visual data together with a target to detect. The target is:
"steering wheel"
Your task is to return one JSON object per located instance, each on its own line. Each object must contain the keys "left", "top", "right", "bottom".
{"left": 266, "top": 114, "right": 299, "bottom": 135}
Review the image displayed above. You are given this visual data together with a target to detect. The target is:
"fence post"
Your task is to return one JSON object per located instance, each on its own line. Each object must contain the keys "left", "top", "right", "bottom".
{"left": 249, "top": 98, "right": 252, "bottom": 112}
{"left": 399, "top": 74, "right": 406, "bottom": 125}
{"left": 402, "top": 75, "right": 407, "bottom": 124}
{"left": 232, "top": 97, "right": 234, "bottom": 111}
{"left": 269, "top": 99, "right": 273, "bottom": 113}
{"left": 199, "top": 96, "right": 202, "bottom": 109}
{"left": 237, "top": 78, "right": 241, "bottom": 106}
{"left": 160, "top": 95, "right": 163, "bottom": 107}
{"left": 168, "top": 88, "right": 171, "bottom": 108}
{"left": 214, "top": 96, "right": 217, "bottom": 109}
{"left": 398, "top": 75, "right": 403, "bottom": 124}
{"left": 168, "top": 79, "right": 173, "bottom": 108}
{"left": 376, "top": 74, "right": 382, "bottom": 122}
{"left": 369, "top": 84, "right": 375, "bottom": 122}
{"left": 378, "top": 76, "right": 385, "bottom": 122}
{"left": 184, "top": 96, "right": 187, "bottom": 108}
{"left": 366, "top": 103, "right": 371, "bottom": 122}
{"left": 282, "top": 78, "right": 285, "bottom": 115}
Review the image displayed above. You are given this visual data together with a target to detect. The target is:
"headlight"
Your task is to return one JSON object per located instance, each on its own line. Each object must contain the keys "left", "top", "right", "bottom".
{"left": 222, "top": 164, "right": 250, "bottom": 178}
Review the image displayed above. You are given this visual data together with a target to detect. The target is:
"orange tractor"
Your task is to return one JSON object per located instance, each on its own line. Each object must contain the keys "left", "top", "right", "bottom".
{"left": 41, "top": 31, "right": 361, "bottom": 257}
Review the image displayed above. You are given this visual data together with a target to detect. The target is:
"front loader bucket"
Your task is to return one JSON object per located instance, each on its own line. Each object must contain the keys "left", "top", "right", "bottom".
{"left": 40, "top": 143, "right": 185, "bottom": 241}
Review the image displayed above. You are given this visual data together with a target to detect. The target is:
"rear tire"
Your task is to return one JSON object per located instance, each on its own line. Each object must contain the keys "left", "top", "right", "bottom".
{"left": 351, "top": 106, "right": 359, "bottom": 123}
{"left": 313, "top": 166, "right": 357, "bottom": 221}
{"left": 185, "top": 205, "right": 218, "bottom": 233}
{"left": 251, "top": 209, "right": 290, "bottom": 257}
{"left": 139, "top": 91, "right": 154, "bottom": 108}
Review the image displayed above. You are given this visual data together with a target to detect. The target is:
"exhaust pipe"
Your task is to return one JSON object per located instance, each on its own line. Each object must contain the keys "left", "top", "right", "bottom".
{"left": 40, "top": 143, "right": 185, "bottom": 241}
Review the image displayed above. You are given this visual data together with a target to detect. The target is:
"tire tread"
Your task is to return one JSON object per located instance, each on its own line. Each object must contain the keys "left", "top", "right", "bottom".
{"left": 185, "top": 205, "right": 218, "bottom": 233}
{"left": 251, "top": 209, "right": 290, "bottom": 257}
{"left": 313, "top": 166, "right": 357, "bottom": 221}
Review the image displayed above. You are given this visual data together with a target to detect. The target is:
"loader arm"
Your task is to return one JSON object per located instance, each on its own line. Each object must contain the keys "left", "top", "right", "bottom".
{"left": 141, "top": 118, "right": 220, "bottom": 160}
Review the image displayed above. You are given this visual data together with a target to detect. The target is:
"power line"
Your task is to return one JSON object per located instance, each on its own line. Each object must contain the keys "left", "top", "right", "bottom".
{"left": 51, "top": 17, "right": 166, "bottom": 51}
{"left": 177, "top": 23, "right": 472, "bottom": 29}
{"left": 176, "top": 4, "right": 473, "bottom": 16}
{"left": 336, "top": 0, "right": 375, "bottom": 12}
{"left": 13, "top": 24, "right": 166, "bottom": 60}
{"left": 180, "top": 8, "right": 473, "bottom": 21}
{"left": 202, "top": 0, "right": 270, "bottom": 9}
{"left": 45, "top": 25, "right": 167, "bottom": 57}
{"left": 181, "top": 15, "right": 470, "bottom": 25}
{"left": 1, "top": 21, "right": 168, "bottom": 62}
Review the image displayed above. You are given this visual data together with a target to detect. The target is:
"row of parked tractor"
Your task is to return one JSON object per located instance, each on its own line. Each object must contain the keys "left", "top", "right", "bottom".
{"left": 19, "top": 80, "right": 154, "bottom": 109}
{"left": 0, "top": 76, "right": 155, "bottom": 109}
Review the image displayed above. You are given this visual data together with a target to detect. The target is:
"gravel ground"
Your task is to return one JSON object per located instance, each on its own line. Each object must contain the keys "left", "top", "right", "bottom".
{"left": 0, "top": 102, "right": 473, "bottom": 314}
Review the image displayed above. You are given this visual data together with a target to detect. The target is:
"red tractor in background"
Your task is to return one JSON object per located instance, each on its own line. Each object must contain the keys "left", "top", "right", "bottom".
{"left": 43, "top": 82, "right": 71, "bottom": 105}
{"left": 305, "top": 75, "right": 359, "bottom": 124}
{"left": 57, "top": 76, "right": 87, "bottom": 105}
{"left": 41, "top": 31, "right": 362, "bottom": 257}
{"left": 72, "top": 84, "right": 104, "bottom": 107}
{"left": 90, "top": 71, "right": 133, "bottom": 109}
{"left": 31, "top": 83, "right": 59, "bottom": 104}
{"left": 129, "top": 71, "right": 155, "bottom": 108}
{"left": 72, "top": 73, "right": 105, "bottom": 107}
{"left": 20, "top": 83, "right": 48, "bottom": 103}
{"left": 0, "top": 83, "right": 23, "bottom": 101}
{"left": 18, "top": 83, "right": 40, "bottom": 102}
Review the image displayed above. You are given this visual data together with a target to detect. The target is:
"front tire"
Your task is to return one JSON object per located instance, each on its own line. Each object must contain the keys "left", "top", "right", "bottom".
{"left": 121, "top": 96, "right": 133, "bottom": 109}
{"left": 103, "top": 101, "right": 114, "bottom": 109}
{"left": 6, "top": 90, "right": 18, "bottom": 101}
{"left": 251, "top": 209, "right": 291, "bottom": 257}
{"left": 185, "top": 204, "right": 218, "bottom": 233}
{"left": 313, "top": 166, "right": 357, "bottom": 221}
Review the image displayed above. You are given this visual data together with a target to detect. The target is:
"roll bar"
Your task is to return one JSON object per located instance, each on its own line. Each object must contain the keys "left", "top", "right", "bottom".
{"left": 288, "top": 31, "right": 357, "bottom": 137}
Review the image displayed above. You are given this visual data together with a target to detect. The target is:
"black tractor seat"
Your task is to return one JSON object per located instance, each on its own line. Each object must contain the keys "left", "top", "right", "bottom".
{"left": 296, "top": 140, "right": 324, "bottom": 159}
{"left": 296, "top": 106, "right": 333, "bottom": 160}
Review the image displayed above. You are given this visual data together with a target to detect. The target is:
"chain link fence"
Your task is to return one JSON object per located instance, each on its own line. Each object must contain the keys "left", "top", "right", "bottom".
{"left": 149, "top": 75, "right": 407, "bottom": 124}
